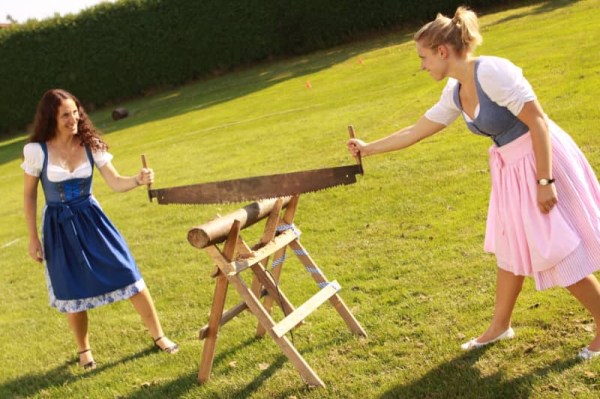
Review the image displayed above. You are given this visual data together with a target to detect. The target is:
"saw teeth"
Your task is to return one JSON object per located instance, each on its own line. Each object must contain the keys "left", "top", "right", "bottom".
{"left": 152, "top": 164, "right": 362, "bottom": 205}
{"left": 160, "top": 185, "right": 352, "bottom": 205}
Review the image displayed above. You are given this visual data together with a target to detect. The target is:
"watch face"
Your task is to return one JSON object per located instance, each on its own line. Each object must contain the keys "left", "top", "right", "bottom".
{"left": 539, "top": 179, "right": 549, "bottom": 185}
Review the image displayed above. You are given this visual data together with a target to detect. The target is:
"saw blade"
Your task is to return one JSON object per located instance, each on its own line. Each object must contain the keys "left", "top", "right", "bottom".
{"left": 149, "top": 164, "right": 363, "bottom": 204}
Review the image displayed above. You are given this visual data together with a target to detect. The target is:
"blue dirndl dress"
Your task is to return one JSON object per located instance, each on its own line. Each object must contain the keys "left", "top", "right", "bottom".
{"left": 38, "top": 142, "right": 146, "bottom": 313}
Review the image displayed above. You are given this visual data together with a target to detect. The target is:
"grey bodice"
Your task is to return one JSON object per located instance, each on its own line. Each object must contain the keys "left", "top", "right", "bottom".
{"left": 453, "top": 59, "right": 529, "bottom": 147}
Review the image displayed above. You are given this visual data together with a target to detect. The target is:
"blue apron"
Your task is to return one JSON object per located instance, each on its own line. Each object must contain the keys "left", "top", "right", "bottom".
{"left": 39, "top": 142, "right": 143, "bottom": 306}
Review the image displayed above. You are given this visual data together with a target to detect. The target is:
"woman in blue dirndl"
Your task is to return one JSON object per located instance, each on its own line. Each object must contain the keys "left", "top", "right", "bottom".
{"left": 23, "top": 89, "right": 178, "bottom": 370}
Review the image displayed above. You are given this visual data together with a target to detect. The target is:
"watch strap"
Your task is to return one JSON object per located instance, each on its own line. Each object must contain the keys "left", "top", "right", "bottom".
{"left": 537, "top": 178, "right": 555, "bottom": 185}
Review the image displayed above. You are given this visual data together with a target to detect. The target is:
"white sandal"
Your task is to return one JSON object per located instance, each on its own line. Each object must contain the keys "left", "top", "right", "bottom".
{"left": 577, "top": 347, "right": 600, "bottom": 360}
{"left": 461, "top": 327, "right": 515, "bottom": 350}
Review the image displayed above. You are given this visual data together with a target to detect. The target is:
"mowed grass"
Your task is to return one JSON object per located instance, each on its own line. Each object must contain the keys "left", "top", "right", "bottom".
{"left": 2, "top": 1, "right": 600, "bottom": 397}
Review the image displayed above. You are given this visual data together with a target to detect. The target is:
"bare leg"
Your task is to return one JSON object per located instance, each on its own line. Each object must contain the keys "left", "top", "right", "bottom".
{"left": 129, "top": 288, "right": 177, "bottom": 351}
{"left": 475, "top": 267, "right": 525, "bottom": 343}
{"left": 67, "top": 311, "right": 95, "bottom": 367}
{"left": 566, "top": 274, "right": 600, "bottom": 351}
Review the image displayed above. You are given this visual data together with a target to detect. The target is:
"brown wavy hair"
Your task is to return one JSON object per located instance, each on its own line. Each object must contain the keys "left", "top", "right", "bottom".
{"left": 414, "top": 6, "right": 482, "bottom": 54}
{"left": 29, "top": 89, "right": 108, "bottom": 152}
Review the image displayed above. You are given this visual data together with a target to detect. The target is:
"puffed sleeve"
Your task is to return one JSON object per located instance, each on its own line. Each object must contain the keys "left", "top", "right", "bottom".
{"left": 424, "top": 78, "right": 461, "bottom": 126}
{"left": 477, "top": 56, "right": 537, "bottom": 116}
{"left": 20, "top": 143, "right": 44, "bottom": 177}
{"left": 92, "top": 150, "right": 114, "bottom": 168}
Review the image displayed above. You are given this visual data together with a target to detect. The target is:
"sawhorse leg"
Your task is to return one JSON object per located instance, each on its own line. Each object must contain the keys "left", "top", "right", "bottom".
{"left": 256, "top": 196, "right": 299, "bottom": 337}
{"left": 227, "top": 270, "right": 325, "bottom": 387}
{"left": 290, "top": 240, "right": 367, "bottom": 338}
{"left": 197, "top": 271, "right": 228, "bottom": 383}
{"left": 197, "top": 220, "right": 240, "bottom": 384}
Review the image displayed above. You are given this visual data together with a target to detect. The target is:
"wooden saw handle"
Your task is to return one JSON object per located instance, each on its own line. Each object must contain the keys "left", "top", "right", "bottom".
{"left": 141, "top": 154, "right": 153, "bottom": 202}
{"left": 347, "top": 125, "right": 363, "bottom": 174}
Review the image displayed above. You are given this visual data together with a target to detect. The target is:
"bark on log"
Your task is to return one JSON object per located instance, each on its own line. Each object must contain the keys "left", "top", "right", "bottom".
{"left": 188, "top": 197, "right": 291, "bottom": 249}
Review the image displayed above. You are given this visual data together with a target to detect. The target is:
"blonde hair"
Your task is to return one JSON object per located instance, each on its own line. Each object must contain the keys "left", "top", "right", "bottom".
{"left": 414, "top": 6, "right": 482, "bottom": 54}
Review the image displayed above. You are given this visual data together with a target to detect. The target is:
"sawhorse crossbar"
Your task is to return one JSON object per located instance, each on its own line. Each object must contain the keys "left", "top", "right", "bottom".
{"left": 188, "top": 196, "right": 367, "bottom": 387}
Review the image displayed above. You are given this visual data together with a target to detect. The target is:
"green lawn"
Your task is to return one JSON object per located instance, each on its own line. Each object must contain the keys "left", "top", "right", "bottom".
{"left": 2, "top": 1, "right": 600, "bottom": 398}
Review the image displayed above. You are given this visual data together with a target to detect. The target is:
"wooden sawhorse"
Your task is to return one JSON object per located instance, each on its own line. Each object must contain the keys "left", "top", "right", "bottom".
{"left": 188, "top": 196, "right": 367, "bottom": 387}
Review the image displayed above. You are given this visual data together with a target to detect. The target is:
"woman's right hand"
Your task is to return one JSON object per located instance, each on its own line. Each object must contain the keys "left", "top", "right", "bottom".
{"left": 28, "top": 237, "right": 44, "bottom": 263}
{"left": 136, "top": 167, "right": 154, "bottom": 186}
{"left": 347, "top": 138, "right": 368, "bottom": 158}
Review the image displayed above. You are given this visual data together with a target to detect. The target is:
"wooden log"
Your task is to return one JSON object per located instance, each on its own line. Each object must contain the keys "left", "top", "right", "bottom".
{"left": 188, "top": 197, "right": 291, "bottom": 249}
{"left": 111, "top": 107, "right": 129, "bottom": 120}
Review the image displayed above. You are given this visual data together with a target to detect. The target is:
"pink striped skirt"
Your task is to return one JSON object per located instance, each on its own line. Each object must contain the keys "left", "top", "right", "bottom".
{"left": 485, "top": 118, "right": 600, "bottom": 290}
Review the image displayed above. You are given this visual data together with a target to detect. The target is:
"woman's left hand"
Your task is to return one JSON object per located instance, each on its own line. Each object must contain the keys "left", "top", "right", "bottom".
{"left": 537, "top": 184, "right": 557, "bottom": 214}
{"left": 136, "top": 168, "right": 154, "bottom": 186}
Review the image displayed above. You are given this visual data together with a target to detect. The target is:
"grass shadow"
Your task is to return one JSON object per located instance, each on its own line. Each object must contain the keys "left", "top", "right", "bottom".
{"left": 94, "top": 31, "right": 414, "bottom": 132}
{"left": 122, "top": 336, "right": 301, "bottom": 398}
{"left": 380, "top": 347, "right": 580, "bottom": 399}
{"left": 120, "top": 329, "right": 361, "bottom": 398}
{"left": 122, "top": 370, "right": 199, "bottom": 399}
{"left": 226, "top": 355, "right": 300, "bottom": 399}
{"left": 121, "top": 356, "right": 299, "bottom": 399}
{"left": 486, "top": 0, "right": 581, "bottom": 26}
{"left": 0, "top": 136, "right": 26, "bottom": 166}
{"left": 0, "top": 347, "right": 156, "bottom": 398}
{"left": 0, "top": 1, "right": 582, "bottom": 168}
{"left": 0, "top": 30, "right": 414, "bottom": 167}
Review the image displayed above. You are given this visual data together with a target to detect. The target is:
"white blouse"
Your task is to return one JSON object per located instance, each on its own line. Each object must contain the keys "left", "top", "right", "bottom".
{"left": 425, "top": 56, "right": 537, "bottom": 126}
{"left": 21, "top": 142, "right": 113, "bottom": 182}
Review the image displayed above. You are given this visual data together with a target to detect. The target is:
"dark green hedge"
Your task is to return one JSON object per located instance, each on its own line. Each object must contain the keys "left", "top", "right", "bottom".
{"left": 0, "top": 0, "right": 522, "bottom": 133}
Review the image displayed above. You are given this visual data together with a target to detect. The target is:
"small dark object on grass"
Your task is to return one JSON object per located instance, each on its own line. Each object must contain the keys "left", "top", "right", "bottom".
{"left": 112, "top": 107, "right": 129, "bottom": 121}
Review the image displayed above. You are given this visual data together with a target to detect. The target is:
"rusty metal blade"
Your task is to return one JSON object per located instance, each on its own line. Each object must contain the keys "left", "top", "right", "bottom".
{"left": 149, "top": 164, "right": 362, "bottom": 204}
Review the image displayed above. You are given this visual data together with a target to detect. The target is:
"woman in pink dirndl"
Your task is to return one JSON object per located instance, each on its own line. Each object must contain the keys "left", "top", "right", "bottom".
{"left": 348, "top": 6, "right": 600, "bottom": 360}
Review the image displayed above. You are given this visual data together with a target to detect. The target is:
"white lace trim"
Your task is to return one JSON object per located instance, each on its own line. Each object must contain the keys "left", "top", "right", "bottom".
{"left": 45, "top": 267, "right": 146, "bottom": 313}
{"left": 40, "top": 205, "right": 146, "bottom": 313}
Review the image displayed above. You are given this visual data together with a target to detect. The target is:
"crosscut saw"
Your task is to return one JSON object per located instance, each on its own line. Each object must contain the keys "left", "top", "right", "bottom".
{"left": 142, "top": 126, "right": 363, "bottom": 205}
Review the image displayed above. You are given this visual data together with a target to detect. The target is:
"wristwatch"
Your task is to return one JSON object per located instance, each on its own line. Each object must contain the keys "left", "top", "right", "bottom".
{"left": 537, "top": 178, "right": 555, "bottom": 186}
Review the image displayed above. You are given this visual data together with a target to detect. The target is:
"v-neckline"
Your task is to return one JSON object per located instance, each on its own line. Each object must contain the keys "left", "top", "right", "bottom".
{"left": 456, "top": 60, "right": 480, "bottom": 121}
{"left": 46, "top": 142, "right": 89, "bottom": 174}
